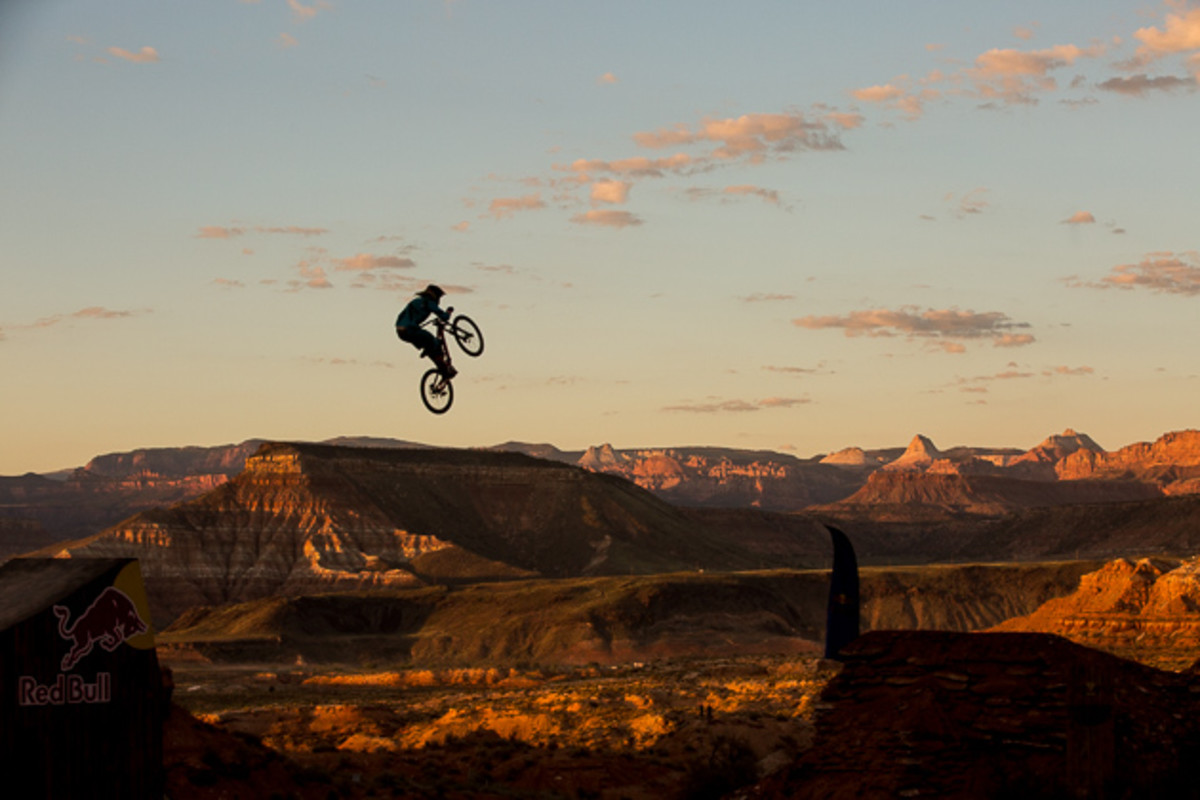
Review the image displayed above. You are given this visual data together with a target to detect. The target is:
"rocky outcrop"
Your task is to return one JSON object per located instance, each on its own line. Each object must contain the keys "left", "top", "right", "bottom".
{"left": 1057, "top": 429, "right": 1200, "bottom": 491}
{"left": 882, "top": 434, "right": 942, "bottom": 471}
{"left": 993, "top": 557, "right": 1200, "bottom": 668}
{"left": 818, "top": 447, "right": 882, "bottom": 468}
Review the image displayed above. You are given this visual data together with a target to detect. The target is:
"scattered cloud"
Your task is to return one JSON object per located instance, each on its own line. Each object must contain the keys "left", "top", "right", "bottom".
{"left": 724, "top": 185, "right": 781, "bottom": 205}
{"left": 488, "top": 194, "right": 546, "bottom": 219}
{"left": 1067, "top": 251, "right": 1200, "bottom": 295}
{"left": 570, "top": 210, "right": 643, "bottom": 228}
{"left": 287, "top": 0, "right": 328, "bottom": 23}
{"left": 1014, "top": 25, "right": 1037, "bottom": 41}
{"left": 278, "top": 33, "right": 299, "bottom": 48}
{"left": 107, "top": 46, "right": 160, "bottom": 63}
{"left": 1062, "top": 210, "right": 1096, "bottom": 225}
{"left": 195, "top": 224, "right": 329, "bottom": 239}
{"left": 590, "top": 179, "right": 631, "bottom": 205}
{"left": 967, "top": 43, "right": 1107, "bottom": 105}
{"left": 632, "top": 112, "right": 845, "bottom": 162}
{"left": 452, "top": 221, "right": 471, "bottom": 233}
{"left": 333, "top": 254, "right": 416, "bottom": 272}
{"left": 1130, "top": 6, "right": 1200, "bottom": 67}
{"left": 1047, "top": 365, "right": 1095, "bottom": 376}
{"left": 475, "top": 263, "right": 516, "bottom": 275}
{"left": 793, "top": 306, "right": 1035, "bottom": 349}
{"left": 955, "top": 363, "right": 1094, "bottom": 391}
{"left": 742, "top": 292, "right": 795, "bottom": 302}
{"left": 946, "top": 188, "right": 989, "bottom": 217}
{"left": 1097, "top": 73, "right": 1195, "bottom": 96}
{"left": 212, "top": 278, "right": 246, "bottom": 289}
{"left": 292, "top": 261, "right": 332, "bottom": 290}
{"left": 597, "top": 72, "right": 618, "bottom": 85}
{"left": 763, "top": 364, "right": 825, "bottom": 375}
{"left": 561, "top": 153, "right": 697, "bottom": 179}
{"left": 14, "top": 307, "right": 150, "bottom": 332}
{"left": 663, "top": 396, "right": 809, "bottom": 413}
{"left": 993, "top": 333, "right": 1036, "bottom": 348}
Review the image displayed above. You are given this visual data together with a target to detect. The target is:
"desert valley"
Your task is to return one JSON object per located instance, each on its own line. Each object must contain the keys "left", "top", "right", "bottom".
{"left": 7, "top": 428, "right": 1200, "bottom": 797}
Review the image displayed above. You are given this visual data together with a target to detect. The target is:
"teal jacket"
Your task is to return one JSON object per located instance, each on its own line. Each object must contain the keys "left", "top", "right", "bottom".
{"left": 395, "top": 295, "right": 449, "bottom": 329}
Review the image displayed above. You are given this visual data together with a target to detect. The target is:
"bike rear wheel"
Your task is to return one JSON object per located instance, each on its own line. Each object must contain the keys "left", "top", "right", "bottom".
{"left": 451, "top": 314, "right": 484, "bottom": 357}
{"left": 420, "top": 368, "right": 454, "bottom": 414}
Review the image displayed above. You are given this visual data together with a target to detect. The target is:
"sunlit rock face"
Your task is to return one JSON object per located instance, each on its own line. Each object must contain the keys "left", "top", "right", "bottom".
{"left": 994, "top": 556, "right": 1200, "bottom": 668}
{"left": 44, "top": 442, "right": 763, "bottom": 625}
{"left": 1056, "top": 429, "right": 1200, "bottom": 492}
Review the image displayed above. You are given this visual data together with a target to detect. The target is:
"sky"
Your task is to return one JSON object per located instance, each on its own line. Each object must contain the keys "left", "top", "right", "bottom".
{"left": 2, "top": 1, "right": 1200, "bottom": 474}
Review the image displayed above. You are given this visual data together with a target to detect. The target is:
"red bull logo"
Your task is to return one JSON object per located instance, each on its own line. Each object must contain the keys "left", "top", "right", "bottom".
{"left": 18, "top": 673, "right": 112, "bottom": 706}
{"left": 53, "top": 586, "right": 149, "bottom": 672}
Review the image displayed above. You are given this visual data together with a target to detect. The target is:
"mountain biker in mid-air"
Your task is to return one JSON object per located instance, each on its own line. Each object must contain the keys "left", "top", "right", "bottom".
{"left": 395, "top": 283, "right": 457, "bottom": 378}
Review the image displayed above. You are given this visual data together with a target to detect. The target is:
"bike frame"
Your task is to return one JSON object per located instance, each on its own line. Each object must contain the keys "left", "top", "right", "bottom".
{"left": 420, "top": 316, "right": 456, "bottom": 377}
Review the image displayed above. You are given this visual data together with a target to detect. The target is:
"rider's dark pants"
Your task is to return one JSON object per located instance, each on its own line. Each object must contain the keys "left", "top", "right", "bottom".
{"left": 396, "top": 326, "right": 440, "bottom": 359}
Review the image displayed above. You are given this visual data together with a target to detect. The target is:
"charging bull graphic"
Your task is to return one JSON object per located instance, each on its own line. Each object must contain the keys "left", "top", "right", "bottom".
{"left": 53, "top": 586, "right": 149, "bottom": 672}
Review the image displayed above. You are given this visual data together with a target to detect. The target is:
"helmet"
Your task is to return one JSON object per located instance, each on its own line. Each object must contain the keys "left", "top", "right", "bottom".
{"left": 420, "top": 284, "right": 445, "bottom": 299}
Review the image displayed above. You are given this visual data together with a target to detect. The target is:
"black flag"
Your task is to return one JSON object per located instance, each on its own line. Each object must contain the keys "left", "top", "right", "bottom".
{"left": 824, "top": 525, "right": 860, "bottom": 659}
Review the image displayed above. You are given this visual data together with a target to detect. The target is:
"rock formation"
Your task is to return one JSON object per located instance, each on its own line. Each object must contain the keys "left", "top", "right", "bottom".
{"left": 993, "top": 556, "right": 1200, "bottom": 669}
{"left": 571, "top": 446, "right": 865, "bottom": 510}
{"left": 41, "top": 442, "right": 771, "bottom": 624}
{"left": 821, "top": 470, "right": 1161, "bottom": 520}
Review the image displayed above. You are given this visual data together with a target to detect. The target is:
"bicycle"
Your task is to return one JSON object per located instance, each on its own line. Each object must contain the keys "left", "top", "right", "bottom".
{"left": 418, "top": 311, "right": 484, "bottom": 414}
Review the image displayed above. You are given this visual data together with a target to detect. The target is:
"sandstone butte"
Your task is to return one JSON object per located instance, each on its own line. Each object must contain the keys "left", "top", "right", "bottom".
{"left": 38, "top": 442, "right": 772, "bottom": 625}
{"left": 993, "top": 556, "right": 1200, "bottom": 669}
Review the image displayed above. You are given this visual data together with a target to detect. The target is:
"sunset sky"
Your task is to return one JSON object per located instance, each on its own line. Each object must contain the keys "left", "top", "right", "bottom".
{"left": 3, "top": 1, "right": 1200, "bottom": 474}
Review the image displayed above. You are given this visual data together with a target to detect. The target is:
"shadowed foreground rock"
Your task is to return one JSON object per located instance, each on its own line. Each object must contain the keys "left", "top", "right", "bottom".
{"left": 749, "top": 630, "right": 1200, "bottom": 799}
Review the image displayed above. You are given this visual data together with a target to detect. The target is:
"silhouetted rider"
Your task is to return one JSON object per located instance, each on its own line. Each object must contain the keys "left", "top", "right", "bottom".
{"left": 395, "top": 284, "right": 456, "bottom": 377}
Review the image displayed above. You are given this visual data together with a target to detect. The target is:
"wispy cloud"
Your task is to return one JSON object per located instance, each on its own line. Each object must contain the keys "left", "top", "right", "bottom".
{"left": 108, "top": 46, "right": 160, "bottom": 63}
{"left": 954, "top": 363, "right": 1094, "bottom": 392}
{"left": 278, "top": 33, "right": 299, "bottom": 49}
{"left": 195, "top": 224, "right": 329, "bottom": 239}
{"left": 488, "top": 194, "right": 546, "bottom": 219}
{"left": 10, "top": 307, "right": 151, "bottom": 333}
{"left": 946, "top": 188, "right": 989, "bottom": 217}
{"left": 663, "top": 396, "right": 810, "bottom": 413}
{"left": 742, "top": 292, "right": 795, "bottom": 302}
{"left": 1061, "top": 210, "right": 1096, "bottom": 225}
{"left": 570, "top": 210, "right": 643, "bottom": 228}
{"left": 287, "top": 0, "right": 329, "bottom": 23}
{"left": 794, "top": 307, "right": 1035, "bottom": 349}
{"left": 333, "top": 254, "right": 416, "bottom": 272}
{"left": 597, "top": 72, "right": 618, "bottom": 85}
{"left": 1066, "top": 251, "right": 1200, "bottom": 295}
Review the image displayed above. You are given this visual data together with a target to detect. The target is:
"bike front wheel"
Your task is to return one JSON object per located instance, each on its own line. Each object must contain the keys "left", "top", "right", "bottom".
{"left": 450, "top": 315, "right": 484, "bottom": 357}
{"left": 420, "top": 368, "right": 454, "bottom": 414}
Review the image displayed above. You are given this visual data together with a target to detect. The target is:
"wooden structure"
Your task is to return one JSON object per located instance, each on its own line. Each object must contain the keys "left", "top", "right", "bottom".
{"left": 0, "top": 558, "right": 166, "bottom": 799}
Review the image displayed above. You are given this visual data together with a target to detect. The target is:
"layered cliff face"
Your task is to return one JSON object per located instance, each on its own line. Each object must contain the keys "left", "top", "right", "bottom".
{"left": 44, "top": 443, "right": 766, "bottom": 624}
{"left": 1056, "top": 430, "right": 1200, "bottom": 493}
{"left": 572, "top": 445, "right": 865, "bottom": 510}
{"left": 994, "top": 557, "right": 1200, "bottom": 668}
